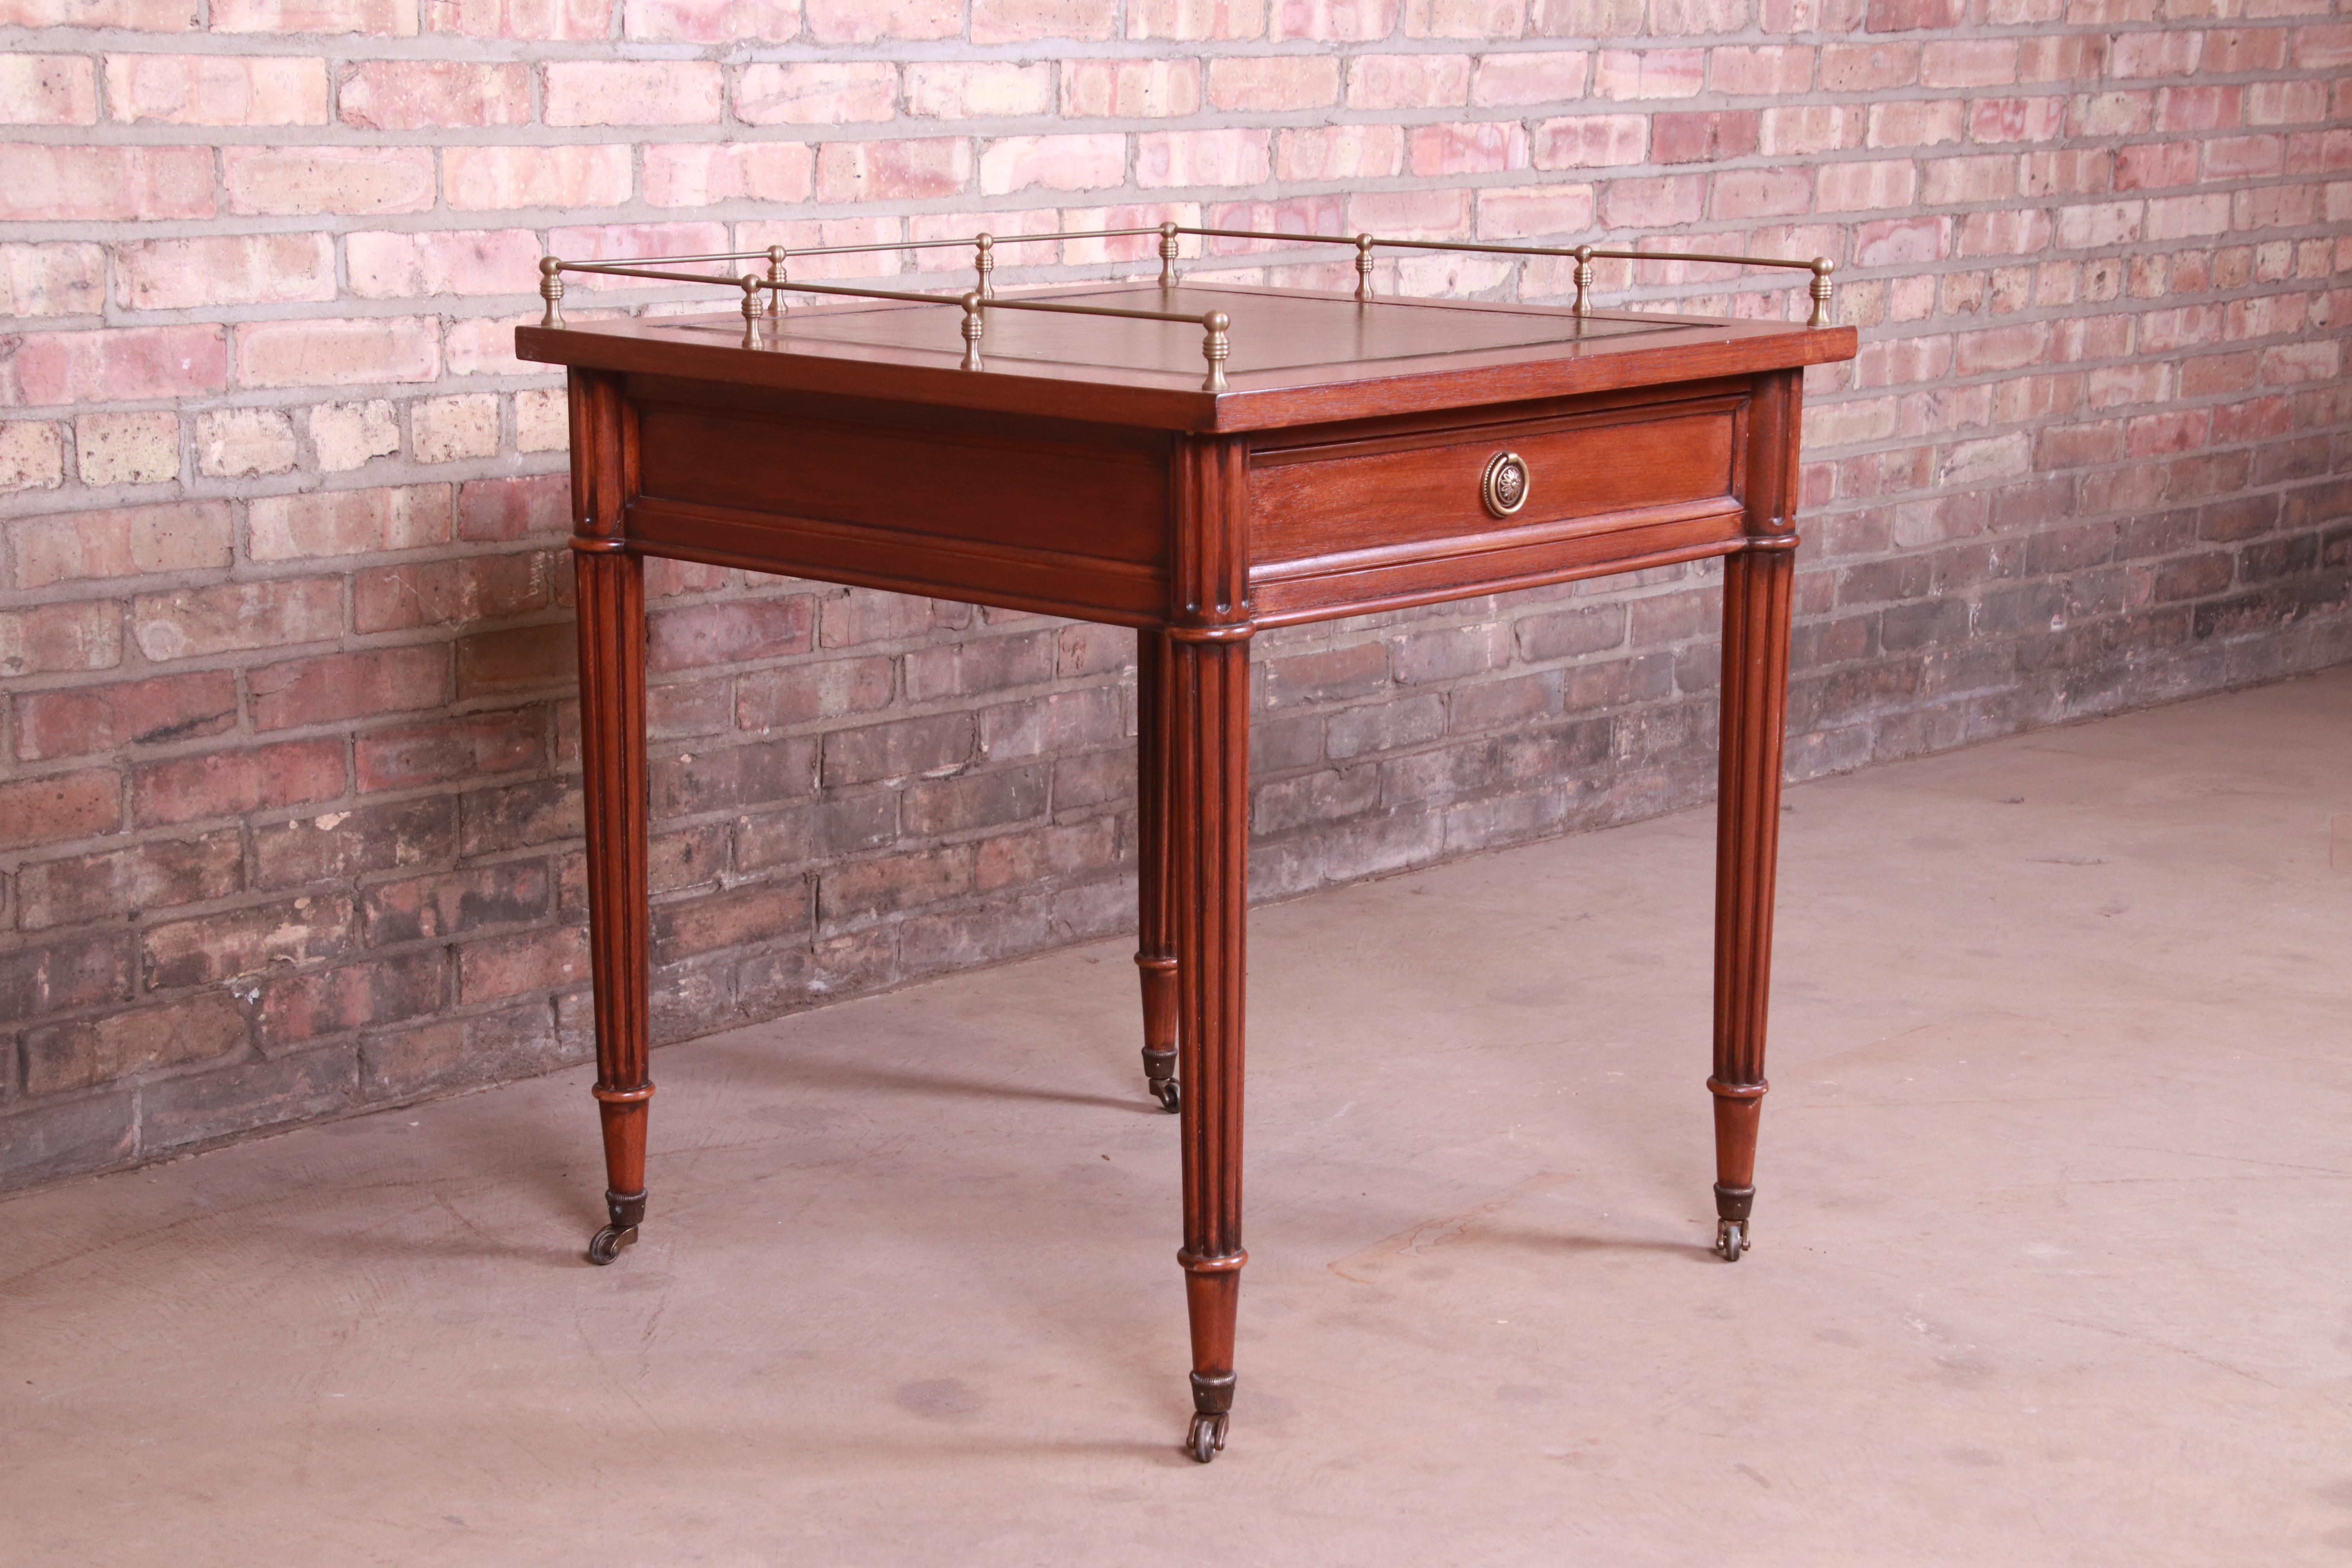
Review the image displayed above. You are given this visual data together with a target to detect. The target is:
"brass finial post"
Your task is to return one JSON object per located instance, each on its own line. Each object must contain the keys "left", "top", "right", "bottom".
{"left": 1158, "top": 222, "right": 1181, "bottom": 288}
{"left": 961, "top": 291, "right": 985, "bottom": 371}
{"left": 1200, "top": 310, "right": 1229, "bottom": 392}
{"left": 740, "top": 275, "right": 764, "bottom": 348}
{"left": 766, "top": 245, "right": 786, "bottom": 318}
{"left": 975, "top": 234, "right": 995, "bottom": 300}
{"left": 539, "top": 255, "right": 565, "bottom": 329}
{"left": 1572, "top": 245, "right": 1595, "bottom": 318}
{"left": 1809, "top": 257, "right": 1836, "bottom": 328}
{"left": 1354, "top": 234, "right": 1375, "bottom": 303}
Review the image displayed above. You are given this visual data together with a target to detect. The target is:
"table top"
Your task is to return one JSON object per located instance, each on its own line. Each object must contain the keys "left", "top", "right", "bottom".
{"left": 518, "top": 282, "right": 1857, "bottom": 434}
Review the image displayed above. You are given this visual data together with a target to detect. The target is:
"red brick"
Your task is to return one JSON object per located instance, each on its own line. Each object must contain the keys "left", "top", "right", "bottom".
{"left": 353, "top": 552, "right": 553, "bottom": 633}
{"left": 457, "top": 922, "right": 589, "bottom": 1002}
{"left": 145, "top": 893, "right": 355, "bottom": 987}
{"left": 459, "top": 474, "right": 570, "bottom": 541}
{"left": 130, "top": 578, "right": 339, "bottom": 662}
{"left": 648, "top": 597, "right": 815, "bottom": 671}
{"left": 258, "top": 951, "right": 446, "bottom": 1047}
{"left": 132, "top": 738, "right": 345, "bottom": 826}
{"left": 0, "top": 933, "right": 132, "bottom": 1023}
{"left": 365, "top": 860, "right": 550, "bottom": 945}
{"left": 356, "top": 708, "right": 545, "bottom": 792}
{"left": 0, "top": 768, "right": 122, "bottom": 850}
{"left": 249, "top": 646, "right": 450, "bottom": 731}
{"left": 456, "top": 622, "right": 575, "bottom": 699}
{"left": 17, "top": 829, "right": 242, "bottom": 931}
{"left": 14, "top": 671, "right": 238, "bottom": 761}
{"left": 25, "top": 992, "right": 247, "bottom": 1096}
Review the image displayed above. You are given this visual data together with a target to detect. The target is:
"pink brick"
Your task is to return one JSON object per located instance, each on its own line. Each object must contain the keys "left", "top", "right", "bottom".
{"left": 1921, "top": 154, "right": 2014, "bottom": 204}
{"left": 1597, "top": 174, "right": 1704, "bottom": 227}
{"left": 250, "top": 646, "right": 449, "bottom": 731}
{"left": 213, "top": 0, "right": 417, "bottom": 31}
{"left": 643, "top": 142, "right": 815, "bottom": 206}
{"left": 1711, "top": 167, "right": 1813, "bottom": 218}
{"left": 2016, "top": 33, "right": 2103, "bottom": 80}
{"left": 2231, "top": 183, "right": 2314, "bottom": 230}
{"left": 1355, "top": 53, "right": 1473, "bottom": 108}
{"left": 114, "top": 233, "right": 335, "bottom": 310}
{"left": 1346, "top": 186, "right": 1470, "bottom": 238}
{"left": 103, "top": 53, "right": 325, "bottom": 125}
{"left": 1, "top": 55, "right": 97, "bottom": 124}
{"left": 2114, "top": 139, "right": 2198, "bottom": 190}
{"left": 915, "top": 62, "right": 1058, "bottom": 118}
{"left": 0, "top": 145, "right": 214, "bottom": 221}
{"left": 1865, "top": 0, "right": 1957, "bottom": 25}
{"left": 0, "top": 243, "right": 104, "bottom": 317}
{"left": 425, "top": 0, "right": 611, "bottom": 36}
{"left": 0, "top": 325, "right": 227, "bottom": 405}
{"left": 1867, "top": 98, "right": 1962, "bottom": 147}
{"left": 1709, "top": 44, "right": 1812, "bottom": 93}
{"left": 625, "top": 0, "right": 797, "bottom": 38}
{"left": 2109, "top": 31, "right": 2201, "bottom": 77}
{"left": 1534, "top": 114, "right": 1646, "bottom": 169}
{"left": 2291, "top": 24, "right": 2352, "bottom": 69}
{"left": 1592, "top": 49, "right": 1704, "bottom": 98}
{"left": 1921, "top": 38, "right": 2016, "bottom": 87}
{"left": 2144, "top": 192, "right": 2231, "bottom": 240}
{"left": 1137, "top": 128, "right": 1272, "bottom": 187}
{"left": 1968, "top": 95, "right": 2064, "bottom": 142}
{"left": 235, "top": 316, "right": 440, "bottom": 388}
{"left": 815, "top": 138, "right": 972, "bottom": 202}
{"left": 735, "top": 62, "right": 897, "bottom": 125}
{"left": 443, "top": 145, "right": 632, "bottom": 210}
{"left": 1270, "top": 0, "right": 1397, "bottom": 39}
{"left": 1404, "top": 0, "right": 1522, "bottom": 35}
{"left": 456, "top": 473, "right": 568, "bottom": 539}
{"left": 1760, "top": 105, "right": 1859, "bottom": 155}
{"left": 2204, "top": 134, "right": 2283, "bottom": 180}
{"left": 224, "top": 145, "right": 434, "bottom": 215}
{"left": 2054, "top": 200, "right": 2142, "bottom": 248}
{"left": 9, "top": 500, "right": 230, "bottom": 588}
{"left": 544, "top": 62, "right": 721, "bottom": 126}
{"left": 1201, "top": 194, "right": 1343, "bottom": 251}
{"left": 0, "top": 0, "right": 197, "bottom": 25}
{"left": 0, "top": 601, "right": 121, "bottom": 676}
{"left": 1060, "top": 59, "right": 1199, "bottom": 116}
{"left": 1277, "top": 123, "right": 1405, "bottom": 181}
{"left": 980, "top": 133, "right": 1126, "bottom": 195}
{"left": 1819, "top": 41, "right": 1917, "bottom": 91}
{"left": 347, "top": 229, "right": 542, "bottom": 298}
{"left": 737, "top": 216, "right": 905, "bottom": 278}
{"left": 2152, "top": 85, "right": 2235, "bottom": 134}
{"left": 972, "top": 0, "right": 1117, "bottom": 38}
{"left": 1853, "top": 214, "right": 1948, "bottom": 266}
{"left": 805, "top": 0, "right": 959, "bottom": 39}
{"left": 1475, "top": 182, "right": 1595, "bottom": 238}
{"left": 1814, "top": 158, "right": 1916, "bottom": 211}
{"left": 1409, "top": 121, "right": 1528, "bottom": 176}
{"left": 339, "top": 61, "right": 530, "bottom": 129}
{"left": 1957, "top": 208, "right": 2050, "bottom": 256}
{"left": 544, "top": 222, "right": 729, "bottom": 284}
{"left": 2019, "top": 149, "right": 2110, "bottom": 196}
{"left": 1207, "top": 55, "right": 1340, "bottom": 111}
{"left": 1653, "top": 109, "right": 1760, "bottom": 163}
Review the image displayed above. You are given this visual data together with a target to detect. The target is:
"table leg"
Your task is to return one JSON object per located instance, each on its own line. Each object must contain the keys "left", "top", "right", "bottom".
{"left": 1708, "top": 539, "right": 1796, "bottom": 1263}
{"left": 570, "top": 370, "right": 652, "bottom": 1266}
{"left": 1168, "top": 629, "right": 1249, "bottom": 1462}
{"left": 1134, "top": 629, "right": 1180, "bottom": 1113}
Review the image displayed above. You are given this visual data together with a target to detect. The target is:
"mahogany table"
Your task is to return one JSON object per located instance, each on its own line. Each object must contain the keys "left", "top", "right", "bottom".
{"left": 518, "top": 261, "right": 1856, "bottom": 1463}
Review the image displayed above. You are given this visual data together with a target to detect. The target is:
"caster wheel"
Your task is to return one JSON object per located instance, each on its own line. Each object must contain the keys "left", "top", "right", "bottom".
{"left": 587, "top": 1224, "right": 638, "bottom": 1265}
{"left": 1152, "top": 1078, "right": 1181, "bottom": 1114}
{"left": 1185, "top": 1411, "right": 1228, "bottom": 1464}
{"left": 1716, "top": 1219, "right": 1746, "bottom": 1263}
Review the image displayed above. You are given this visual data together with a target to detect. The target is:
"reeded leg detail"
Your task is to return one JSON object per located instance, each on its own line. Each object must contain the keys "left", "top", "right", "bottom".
{"left": 1708, "top": 537, "right": 1795, "bottom": 1263}
{"left": 1168, "top": 624, "right": 1250, "bottom": 1459}
{"left": 571, "top": 369, "right": 654, "bottom": 1267}
{"left": 1136, "top": 630, "right": 1181, "bottom": 1113}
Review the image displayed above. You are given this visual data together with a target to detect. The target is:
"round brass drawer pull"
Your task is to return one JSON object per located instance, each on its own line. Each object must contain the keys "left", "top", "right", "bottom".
{"left": 1481, "top": 450, "right": 1529, "bottom": 518}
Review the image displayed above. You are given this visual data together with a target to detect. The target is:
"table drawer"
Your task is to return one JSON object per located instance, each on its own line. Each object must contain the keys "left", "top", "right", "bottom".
{"left": 1249, "top": 400, "right": 1739, "bottom": 568}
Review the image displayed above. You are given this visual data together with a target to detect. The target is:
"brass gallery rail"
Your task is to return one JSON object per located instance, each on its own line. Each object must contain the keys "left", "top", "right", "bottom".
{"left": 535, "top": 223, "right": 1838, "bottom": 392}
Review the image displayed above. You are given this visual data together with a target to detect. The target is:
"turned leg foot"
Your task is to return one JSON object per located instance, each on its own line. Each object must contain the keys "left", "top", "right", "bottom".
{"left": 588, "top": 1187, "right": 647, "bottom": 1265}
{"left": 1185, "top": 1370, "right": 1234, "bottom": 1464}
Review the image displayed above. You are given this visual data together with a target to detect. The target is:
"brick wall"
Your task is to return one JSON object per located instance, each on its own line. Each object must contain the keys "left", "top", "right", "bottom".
{"left": 2, "top": 0, "right": 2348, "bottom": 1189}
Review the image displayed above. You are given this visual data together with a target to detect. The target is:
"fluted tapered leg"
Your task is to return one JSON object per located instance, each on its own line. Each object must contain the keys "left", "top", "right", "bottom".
{"left": 1169, "top": 629, "right": 1249, "bottom": 1460}
{"left": 570, "top": 369, "right": 652, "bottom": 1267}
{"left": 1708, "top": 539, "right": 1795, "bottom": 1262}
{"left": 1135, "top": 630, "right": 1180, "bottom": 1112}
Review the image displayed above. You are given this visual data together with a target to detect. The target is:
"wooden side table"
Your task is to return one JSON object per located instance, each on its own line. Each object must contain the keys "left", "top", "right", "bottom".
{"left": 518, "top": 238, "right": 1857, "bottom": 1462}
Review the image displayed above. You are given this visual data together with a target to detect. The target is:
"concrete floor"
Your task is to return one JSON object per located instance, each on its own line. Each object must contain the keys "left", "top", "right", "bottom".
{"left": 6, "top": 670, "right": 2351, "bottom": 1567}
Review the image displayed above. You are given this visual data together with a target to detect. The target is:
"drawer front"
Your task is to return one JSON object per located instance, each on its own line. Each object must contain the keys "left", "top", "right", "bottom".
{"left": 1250, "top": 402, "right": 1738, "bottom": 569}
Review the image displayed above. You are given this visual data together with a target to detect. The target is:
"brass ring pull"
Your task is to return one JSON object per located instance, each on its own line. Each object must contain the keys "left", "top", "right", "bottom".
{"left": 1481, "top": 450, "right": 1529, "bottom": 518}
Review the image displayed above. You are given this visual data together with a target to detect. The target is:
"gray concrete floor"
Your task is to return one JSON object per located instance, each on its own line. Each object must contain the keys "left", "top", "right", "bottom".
{"left": 6, "top": 670, "right": 2352, "bottom": 1567}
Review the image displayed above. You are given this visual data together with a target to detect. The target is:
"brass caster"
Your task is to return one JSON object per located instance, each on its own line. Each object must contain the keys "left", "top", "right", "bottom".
{"left": 1152, "top": 1078, "right": 1181, "bottom": 1114}
{"left": 1185, "top": 1410, "right": 1228, "bottom": 1464}
{"left": 1716, "top": 1218, "right": 1747, "bottom": 1263}
{"left": 587, "top": 1224, "right": 638, "bottom": 1265}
